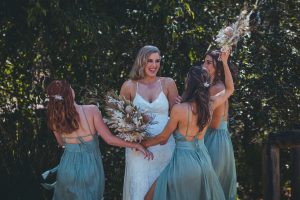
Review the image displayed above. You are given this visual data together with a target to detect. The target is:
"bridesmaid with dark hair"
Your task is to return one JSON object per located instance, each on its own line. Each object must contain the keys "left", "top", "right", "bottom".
{"left": 42, "top": 80, "right": 152, "bottom": 200}
{"left": 142, "top": 51, "right": 233, "bottom": 200}
{"left": 203, "top": 49, "right": 237, "bottom": 200}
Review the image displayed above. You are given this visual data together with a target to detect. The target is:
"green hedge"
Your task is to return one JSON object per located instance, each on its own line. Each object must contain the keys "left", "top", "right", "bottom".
{"left": 0, "top": 0, "right": 299, "bottom": 199}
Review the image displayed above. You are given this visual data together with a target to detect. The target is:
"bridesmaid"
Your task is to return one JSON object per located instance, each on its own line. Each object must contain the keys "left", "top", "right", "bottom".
{"left": 203, "top": 49, "right": 237, "bottom": 200}
{"left": 42, "top": 80, "right": 152, "bottom": 200}
{"left": 142, "top": 51, "right": 233, "bottom": 200}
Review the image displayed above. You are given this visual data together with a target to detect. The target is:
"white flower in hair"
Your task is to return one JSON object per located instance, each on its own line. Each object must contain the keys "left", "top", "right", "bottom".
{"left": 53, "top": 95, "right": 63, "bottom": 100}
{"left": 203, "top": 82, "right": 210, "bottom": 88}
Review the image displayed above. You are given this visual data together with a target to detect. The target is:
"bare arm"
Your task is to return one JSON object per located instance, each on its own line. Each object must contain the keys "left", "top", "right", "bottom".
{"left": 120, "top": 80, "right": 132, "bottom": 101}
{"left": 142, "top": 104, "right": 180, "bottom": 148}
{"left": 93, "top": 106, "right": 137, "bottom": 147}
{"left": 210, "top": 52, "right": 234, "bottom": 110}
{"left": 209, "top": 83, "right": 226, "bottom": 128}
{"left": 53, "top": 131, "right": 64, "bottom": 146}
{"left": 209, "top": 82, "right": 225, "bottom": 96}
{"left": 92, "top": 106, "right": 153, "bottom": 159}
{"left": 165, "top": 77, "right": 179, "bottom": 109}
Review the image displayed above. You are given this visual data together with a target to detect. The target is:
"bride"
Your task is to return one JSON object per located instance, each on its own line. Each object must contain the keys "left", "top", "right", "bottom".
{"left": 120, "top": 45, "right": 179, "bottom": 200}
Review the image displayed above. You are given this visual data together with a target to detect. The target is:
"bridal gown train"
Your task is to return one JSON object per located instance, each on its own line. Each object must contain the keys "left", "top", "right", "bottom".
{"left": 122, "top": 80, "right": 175, "bottom": 200}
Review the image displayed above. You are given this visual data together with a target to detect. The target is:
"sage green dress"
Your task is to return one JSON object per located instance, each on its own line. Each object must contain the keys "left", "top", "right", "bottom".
{"left": 204, "top": 117, "right": 237, "bottom": 200}
{"left": 153, "top": 107, "right": 225, "bottom": 200}
{"left": 42, "top": 107, "right": 105, "bottom": 200}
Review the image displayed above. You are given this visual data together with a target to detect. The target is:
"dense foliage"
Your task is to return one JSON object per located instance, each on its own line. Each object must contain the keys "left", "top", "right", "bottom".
{"left": 0, "top": 0, "right": 299, "bottom": 199}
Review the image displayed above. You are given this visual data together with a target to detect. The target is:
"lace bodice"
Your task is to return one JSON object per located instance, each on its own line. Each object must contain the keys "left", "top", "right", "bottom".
{"left": 133, "top": 91, "right": 169, "bottom": 116}
{"left": 123, "top": 79, "right": 175, "bottom": 200}
{"left": 132, "top": 78, "right": 169, "bottom": 116}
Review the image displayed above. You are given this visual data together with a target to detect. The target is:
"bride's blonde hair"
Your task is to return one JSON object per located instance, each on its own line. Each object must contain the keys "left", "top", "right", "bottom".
{"left": 129, "top": 45, "right": 160, "bottom": 80}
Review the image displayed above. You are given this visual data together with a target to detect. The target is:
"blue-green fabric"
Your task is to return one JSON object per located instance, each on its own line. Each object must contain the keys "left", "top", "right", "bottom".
{"left": 204, "top": 118, "right": 237, "bottom": 200}
{"left": 42, "top": 135, "right": 104, "bottom": 200}
{"left": 153, "top": 131, "right": 225, "bottom": 200}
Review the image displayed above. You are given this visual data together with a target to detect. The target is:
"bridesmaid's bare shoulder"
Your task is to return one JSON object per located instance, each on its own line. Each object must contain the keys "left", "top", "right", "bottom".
{"left": 81, "top": 104, "right": 99, "bottom": 114}
{"left": 210, "top": 81, "right": 225, "bottom": 96}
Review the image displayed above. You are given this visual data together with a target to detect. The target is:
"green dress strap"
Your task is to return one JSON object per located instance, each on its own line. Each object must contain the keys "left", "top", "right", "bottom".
{"left": 81, "top": 105, "right": 93, "bottom": 135}
{"left": 185, "top": 104, "right": 191, "bottom": 137}
{"left": 185, "top": 104, "right": 203, "bottom": 139}
{"left": 61, "top": 106, "right": 94, "bottom": 143}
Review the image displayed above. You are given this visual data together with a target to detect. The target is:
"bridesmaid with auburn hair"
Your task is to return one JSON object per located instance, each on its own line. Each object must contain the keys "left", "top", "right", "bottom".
{"left": 42, "top": 80, "right": 152, "bottom": 200}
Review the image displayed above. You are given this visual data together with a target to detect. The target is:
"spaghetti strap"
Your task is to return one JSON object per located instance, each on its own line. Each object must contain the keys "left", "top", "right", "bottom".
{"left": 61, "top": 106, "right": 93, "bottom": 142}
{"left": 224, "top": 101, "right": 226, "bottom": 116}
{"left": 223, "top": 100, "right": 228, "bottom": 119}
{"left": 136, "top": 81, "right": 139, "bottom": 95}
{"left": 185, "top": 104, "right": 190, "bottom": 136}
{"left": 184, "top": 104, "right": 203, "bottom": 139}
{"left": 158, "top": 78, "right": 163, "bottom": 91}
{"left": 81, "top": 105, "right": 93, "bottom": 135}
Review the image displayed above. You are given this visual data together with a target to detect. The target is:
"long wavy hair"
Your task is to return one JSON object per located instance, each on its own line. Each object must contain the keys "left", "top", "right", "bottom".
{"left": 46, "top": 80, "right": 79, "bottom": 134}
{"left": 205, "top": 49, "right": 237, "bottom": 85}
{"left": 182, "top": 66, "right": 211, "bottom": 132}
{"left": 129, "top": 45, "right": 160, "bottom": 80}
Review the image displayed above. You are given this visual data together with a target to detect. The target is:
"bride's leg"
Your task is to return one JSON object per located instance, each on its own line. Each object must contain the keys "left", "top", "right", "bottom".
{"left": 144, "top": 180, "right": 157, "bottom": 200}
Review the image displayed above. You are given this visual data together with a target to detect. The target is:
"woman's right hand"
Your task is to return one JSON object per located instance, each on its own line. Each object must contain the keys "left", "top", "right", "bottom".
{"left": 220, "top": 51, "right": 230, "bottom": 64}
{"left": 135, "top": 143, "right": 154, "bottom": 160}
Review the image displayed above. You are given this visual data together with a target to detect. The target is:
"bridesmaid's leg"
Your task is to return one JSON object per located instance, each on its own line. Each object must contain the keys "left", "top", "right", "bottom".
{"left": 144, "top": 180, "right": 157, "bottom": 200}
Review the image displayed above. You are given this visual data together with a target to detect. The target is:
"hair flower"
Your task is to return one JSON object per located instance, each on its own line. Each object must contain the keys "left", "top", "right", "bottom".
{"left": 203, "top": 82, "right": 210, "bottom": 88}
{"left": 52, "top": 95, "right": 63, "bottom": 100}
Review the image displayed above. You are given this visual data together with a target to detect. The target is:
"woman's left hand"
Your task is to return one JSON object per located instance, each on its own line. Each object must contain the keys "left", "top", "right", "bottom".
{"left": 135, "top": 143, "right": 154, "bottom": 160}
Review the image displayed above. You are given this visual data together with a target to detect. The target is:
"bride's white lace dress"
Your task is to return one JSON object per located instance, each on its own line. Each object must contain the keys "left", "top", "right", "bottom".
{"left": 122, "top": 81, "right": 175, "bottom": 200}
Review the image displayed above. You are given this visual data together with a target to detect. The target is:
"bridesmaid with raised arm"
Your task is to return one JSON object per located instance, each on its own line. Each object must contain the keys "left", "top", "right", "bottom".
{"left": 203, "top": 49, "right": 237, "bottom": 200}
{"left": 42, "top": 80, "right": 152, "bottom": 200}
{"left": 142, "top": 51, "right": 233, "bottom": 200}
{"left": 120, "top": 45, "right": 179, "bottom": 200}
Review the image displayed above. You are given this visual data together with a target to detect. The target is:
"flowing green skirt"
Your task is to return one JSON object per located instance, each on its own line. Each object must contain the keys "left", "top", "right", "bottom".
{"left": 42, "top": 135, "right": 105, "bottom": 200}
{"left": 153, "top": 132, "right": 225, "bottom": 200}
{"left": 204, "top": 119, "right": 237, "bottom": 200}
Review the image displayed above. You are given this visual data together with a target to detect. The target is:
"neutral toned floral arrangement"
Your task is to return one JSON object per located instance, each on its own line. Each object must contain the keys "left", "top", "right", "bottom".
{"left": 104, "top": 90, "right": 156, "bottom": 142}
{"left": 213, "top": 0, "right": 258, "bottom": 53}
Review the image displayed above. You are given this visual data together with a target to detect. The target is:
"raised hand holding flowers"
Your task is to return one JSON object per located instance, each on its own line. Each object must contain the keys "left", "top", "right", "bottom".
{"left": 214, "top": 0, "right": 259, "bottom": 53}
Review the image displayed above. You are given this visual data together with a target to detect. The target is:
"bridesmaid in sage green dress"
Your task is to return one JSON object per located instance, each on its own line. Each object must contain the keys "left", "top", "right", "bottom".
{"left": 142, "top": 51, "right": 234, "bottom": 200}
{"left": 203, "top": 49, "right": 237, "bottom": 200}
{"left": 42, "top": 80, "right": 153, "bottom": 200}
